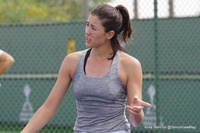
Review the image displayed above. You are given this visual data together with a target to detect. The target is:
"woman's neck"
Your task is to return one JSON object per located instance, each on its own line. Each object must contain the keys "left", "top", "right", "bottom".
{"left": 90, "top": 47, "right": 113, "bottom": 60}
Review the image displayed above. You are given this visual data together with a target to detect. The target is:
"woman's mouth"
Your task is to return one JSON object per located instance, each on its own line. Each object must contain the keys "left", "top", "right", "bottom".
{"left": 86, "top": 37, "right": 91, "bottom": 43}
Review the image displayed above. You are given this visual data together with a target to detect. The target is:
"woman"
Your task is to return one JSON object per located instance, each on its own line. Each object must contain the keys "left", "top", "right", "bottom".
{"left": 21, "top": 4, "right": 151, "bottom": 133}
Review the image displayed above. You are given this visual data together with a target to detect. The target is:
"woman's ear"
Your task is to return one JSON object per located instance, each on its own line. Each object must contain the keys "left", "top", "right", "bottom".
{"left": 106, "top": 30, "right": 115, "bottom": 40}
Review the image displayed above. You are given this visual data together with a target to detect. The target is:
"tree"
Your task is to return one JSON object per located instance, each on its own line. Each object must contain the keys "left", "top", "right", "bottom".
{"left": 0, "top": 0, "right": 110, "bottom": 24}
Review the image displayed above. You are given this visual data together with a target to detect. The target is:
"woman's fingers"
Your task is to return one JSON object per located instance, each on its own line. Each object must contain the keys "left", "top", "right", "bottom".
{"left": 126, "top": 95, "right": 152, "bottom": 114}
{"left": 127, "top": 105, "right": 143, "bottom": 110}
{"left": 140, "top": 101, "right": 152, "bottom": 107}
{"left": 126, "top": 105, "right": 143, "bottom": 114}
{"left": 133, "top": 95, "right": 152, "bottom": 107}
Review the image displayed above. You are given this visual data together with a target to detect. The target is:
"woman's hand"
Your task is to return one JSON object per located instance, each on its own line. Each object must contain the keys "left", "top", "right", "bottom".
{"left": 126, "top": 95, "right": 151, "bottom": 115}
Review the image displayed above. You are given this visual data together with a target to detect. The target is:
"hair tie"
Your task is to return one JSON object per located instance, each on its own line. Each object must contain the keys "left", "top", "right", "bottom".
{"left": 116, "top": 6, "right": 119, "bottom": 12}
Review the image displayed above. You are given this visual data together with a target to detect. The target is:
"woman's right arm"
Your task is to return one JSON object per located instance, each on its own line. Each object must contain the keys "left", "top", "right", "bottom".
{"left": 21, "top": 52, "right": 80, "bottom": 133}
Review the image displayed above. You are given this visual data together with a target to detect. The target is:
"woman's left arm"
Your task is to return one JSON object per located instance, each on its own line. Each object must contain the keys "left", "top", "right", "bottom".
{"left": 122, "top": 56, "right": 151, "bottom": 127}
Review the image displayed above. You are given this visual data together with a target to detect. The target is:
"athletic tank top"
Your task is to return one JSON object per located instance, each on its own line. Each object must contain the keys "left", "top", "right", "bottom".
{"left": 72, "top": 49, "right": 130, "bottom": 133}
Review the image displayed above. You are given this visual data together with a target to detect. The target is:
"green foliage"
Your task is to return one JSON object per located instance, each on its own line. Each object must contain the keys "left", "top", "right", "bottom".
{"left": 0, "top": 0, "right": 110, "bottom": 24}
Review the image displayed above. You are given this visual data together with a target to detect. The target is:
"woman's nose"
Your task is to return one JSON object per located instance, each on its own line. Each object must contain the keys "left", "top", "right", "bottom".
{"left": 85, "top": 27, "right": 91, "bottom": 35}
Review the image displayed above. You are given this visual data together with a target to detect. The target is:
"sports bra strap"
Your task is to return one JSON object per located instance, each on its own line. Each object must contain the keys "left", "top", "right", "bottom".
{"left": 84, "top": 48, "right": 92, "bottom": 74}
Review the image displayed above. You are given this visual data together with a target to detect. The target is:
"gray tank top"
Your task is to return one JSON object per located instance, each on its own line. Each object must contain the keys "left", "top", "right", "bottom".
{"left": 72, "top": 49, "right": 130, "bottom": 133}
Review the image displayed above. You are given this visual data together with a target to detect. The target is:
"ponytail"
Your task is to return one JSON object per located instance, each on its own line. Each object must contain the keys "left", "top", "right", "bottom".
{"left": 115, "top": 5, "right": 134, "bottom": 43}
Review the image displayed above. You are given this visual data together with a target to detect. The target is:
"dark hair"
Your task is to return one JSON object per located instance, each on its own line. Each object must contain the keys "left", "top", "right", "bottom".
{"left": 91, "top": 4, "right": 134, "bottom": 59}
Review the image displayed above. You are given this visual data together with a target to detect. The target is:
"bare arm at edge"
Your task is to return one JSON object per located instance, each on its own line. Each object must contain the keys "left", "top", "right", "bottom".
{"left": 0, "top": 50, "right": 15, "bottom": 75}
{"left": 20, "top": 52, "right": 81, "bottom": 133}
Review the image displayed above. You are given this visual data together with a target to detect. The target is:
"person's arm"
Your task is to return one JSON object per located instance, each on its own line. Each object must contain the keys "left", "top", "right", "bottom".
{"left": 20, "top": 52, "right": 79, "bottom": 133}
{"left": 0, "top": 50, "right": 15, "bottom": 75}
{"left": 120, "top": 53, "right": 151, "bottom": 127}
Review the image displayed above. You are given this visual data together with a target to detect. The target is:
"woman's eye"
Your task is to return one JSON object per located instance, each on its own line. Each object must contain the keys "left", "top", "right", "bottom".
{"left": 86, "top": 22, "right": 96, "bottom": 30}
{"left": 91, "top": 26, "right": 97, "bottom": 30}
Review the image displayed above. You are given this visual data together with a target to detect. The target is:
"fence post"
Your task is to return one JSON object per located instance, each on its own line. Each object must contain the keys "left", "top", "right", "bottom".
{"left": 153, "top": 0, "right": 160, "bottom": 128}
{"left": 84, "top": 0, "right": 89, "bottom": 20}
{"left": 169, "top": 0, "right": 174, "bottom": 17}
{"left": 134, "top": 0, "right": 138, "bottom": 19}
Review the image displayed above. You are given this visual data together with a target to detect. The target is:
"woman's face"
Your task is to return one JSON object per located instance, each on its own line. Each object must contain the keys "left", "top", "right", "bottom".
{"left": 85, "top": 15, "right": 110, "bottom": 48}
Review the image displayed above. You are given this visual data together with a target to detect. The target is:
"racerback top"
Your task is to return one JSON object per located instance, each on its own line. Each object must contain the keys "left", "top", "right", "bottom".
{"left": 72, "top": 49, "right": 130, "bottom": 133}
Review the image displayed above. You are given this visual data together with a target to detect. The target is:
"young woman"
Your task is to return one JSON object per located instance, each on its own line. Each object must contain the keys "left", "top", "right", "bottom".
{"left": 21, "top": 4, "right": 151, "bottom": 133}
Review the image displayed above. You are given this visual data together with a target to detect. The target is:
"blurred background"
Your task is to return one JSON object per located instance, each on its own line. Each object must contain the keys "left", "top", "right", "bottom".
{"left": 0, "top": 0, "right": 199, "bottom": 133}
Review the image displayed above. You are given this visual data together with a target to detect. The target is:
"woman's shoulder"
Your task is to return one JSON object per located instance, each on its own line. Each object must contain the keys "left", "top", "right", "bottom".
{"left": 118, "top": 51, "right": 142, "bottom": 86}
{"left": 119, "top": 51, "right": 141, "bottom": 68}
{"left": 61, "top": 50, "right": 85, "bottom": 68}
{"left": 61, "top": 50, "right": 85, "bottom": 77}
{"left": 64, "top": 50, "right": 87, "bottom": 62}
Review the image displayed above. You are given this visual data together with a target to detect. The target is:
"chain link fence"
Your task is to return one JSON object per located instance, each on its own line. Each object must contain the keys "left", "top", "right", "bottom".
{"left": 0, "top": 0, "right": 200, "bottom": 133}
